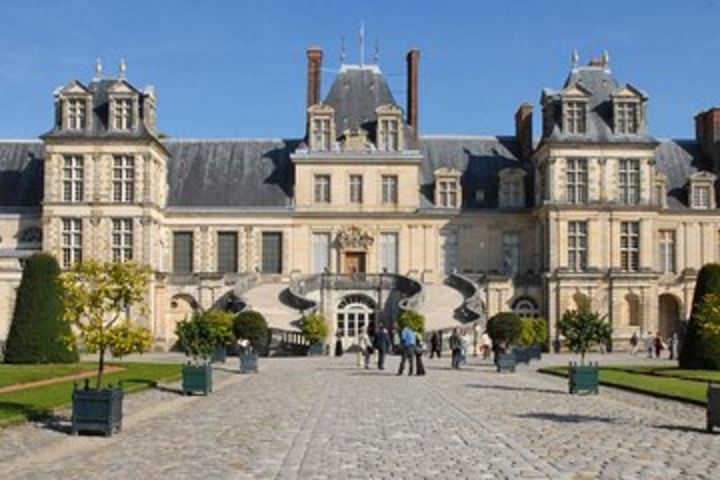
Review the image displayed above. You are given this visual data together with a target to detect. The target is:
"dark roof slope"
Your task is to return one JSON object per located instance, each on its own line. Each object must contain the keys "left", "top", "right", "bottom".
{"left": 654, "top": 139, "right": 711, "bottom": 208}
{"left": 0, "top": 141, "right": 43, "bottom": 207}
{"left": 163, "top": 139, "right": 299, "bottom": 207}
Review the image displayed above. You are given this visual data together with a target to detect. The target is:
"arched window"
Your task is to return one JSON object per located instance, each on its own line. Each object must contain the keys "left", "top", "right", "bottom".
{"left": 336, "top": 294, "right": 376, "bottom": 339}
{"left": 512, "top": 297, "right": 540, "bottom": 318}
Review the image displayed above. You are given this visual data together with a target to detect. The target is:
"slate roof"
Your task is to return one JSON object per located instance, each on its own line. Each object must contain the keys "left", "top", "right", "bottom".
{"left": 654, "top": 139, "right": 712, "bottom": 209}
{"left": 42, "top": 78, "right": 157, "bottom": 141}
{"left": 0, "top": 141, "right": 43, "bottom": 207}
{"left": 542, "top": 65, "right": 656, "bottom": 145}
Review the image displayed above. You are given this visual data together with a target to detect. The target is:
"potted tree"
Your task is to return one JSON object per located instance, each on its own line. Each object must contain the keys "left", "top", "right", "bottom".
{"left": 691, "top": 292, "right": 720, "bottom": 431}
{"left": 557, "top": 302, "right": 612, "bottom": 394}
{"left": 208, "top": 311, "right": 235, "bottom": 364}
{"left": 58, "top": 260, "right": 154, "bottom": 436}
{"left": 176, "top": 311, "right": 225, "bottom": 394}
{"left": 301, "top": 312, "right": 329, "bottom": 356}
{"left": 516, "top": 317, "right": 548, "bottom": 362}
{"left": 233, "top": 310, "right": 268, "bottom": 373}
{"left": 487, "top": 312, "right": 522, "bottom": 372}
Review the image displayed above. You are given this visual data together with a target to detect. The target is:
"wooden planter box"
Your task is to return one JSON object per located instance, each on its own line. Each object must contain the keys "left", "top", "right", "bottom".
{"left": 211, "top": 346, "right": 227, "bottom": 364}
{"left": 307, "top": 343, "right": 325, "bottom": 356}
{"left": 71, "top": 384, "right": 123, "bottom": 436}
{"left": 569, "top": 363, "right": 599, "bottom": 394}
{"left": 528, "top": 345, "right": 542, "bottom": 361}
{"left": 512, "top": 347, "right": 531, "bottom": 364}
{"left": 182, "top": 363, "right": 213, "bottom": 395}
{"left": 240, "top": 353, "right": 259, "bottom": 373}
{"left": 496, "top": 352, "right": 516, "bottom": 373}
{"left": 708, "top": 383, "right": 720, "bottom": 432}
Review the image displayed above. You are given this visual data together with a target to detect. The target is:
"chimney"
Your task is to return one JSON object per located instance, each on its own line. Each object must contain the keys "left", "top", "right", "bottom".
{"left": 406, "top": 48, "right": 420, "bottom": 142}
{"left": 515, "top": 103, "right": 533, "bottom": 161}
{"left": 695, "top": 108, "right": 720, "bottom": 168}
{"left": 306, "top": 46, "right": 323, "bottom": 109}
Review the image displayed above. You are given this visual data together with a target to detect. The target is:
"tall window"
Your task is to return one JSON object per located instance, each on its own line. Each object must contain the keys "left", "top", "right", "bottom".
{"left": 501, "top": 179, "right": 523, "bottom": 207}
{"left": 619, "top": 159, "right": 641, "bottom": 205}
{"left": 217, "top": 232, "right": 238, "bottom": 273}
{"left": 658, "top": 230, "right": 675, "bottom": 273}
{"left": 620, "top": 221, "right": 640, "bottom": 272}
{"left": 312, "top": 232, "right": 331, "bottom": 273}
{"left": 615, "top": 102, "right": 638, "bottom": 134}
{"left": 568, "top": 221, "right": 588, "bottom": 271}
{"left": 349, "top": 175, "right": 363, "bottom": 204}
{"left": 61, "top": 218, "right": 82, "bottom": 268}
{"left": 62, "top": 155, "right": 84, "bottom": 202}
{"left": 173, "top": 232, "right": 194, "bottom": 273}
{"left": 379, "top": 119, "right": 399, "bottom": 151}
{"left": 314, "top": 175, "right": 331, "bottom": 203}
{"left": 261, "top": 232, "right": 283, "bottom": 274}
{"left": 692, "top": 185, "right": 711, "bottom": 209}
{"left": 565, "top": 101, "right": 587, "bottom": 134}
{"left": 439, "top": 180, "right": 459, "bottom": 208}
{"left": 111, "top": 218, "right": 133, "bottom": 262}
{"left": 66, "top": 99, "right": 86, "bottom": 130}
{"left": 380, "top": 232, "right": 399, "bottom": 273}
{"left": 502, "top": 232, "right": 520, "bottom": 276}
{"left": 113, "top": 155, "right": 135, "bottom": 203}
{"left": 312, "top": 118, "right": 331, "bottom": 151}
{"left": 566, "top": 158, "right": 588, "bottom": 204}
{"left": 382, "top": 175, "right": 398, "bottom": 204}
{"left": 113, "top": 98, "right": 133, "bottom": 130}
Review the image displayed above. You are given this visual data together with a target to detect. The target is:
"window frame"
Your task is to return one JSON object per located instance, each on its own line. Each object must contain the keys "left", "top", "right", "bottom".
{"left": 381, "top": 175, "right": 399, "bottom": 205}
{"left": 61, "top": 218, "right": 83, "bottom": 268}
{"left": 349, "top": 174, "right": 364, "bottom": 204}
{"left": 564, "top": 100, "right": 587, "bottom": 134}
{"left": 618, "top": 158, "right": 641, "bottom": 205}
{"left": 111, "top": 218, "right": 134, "bottom": 262}
{"left": 112, "top": 155, "right": 135, "bottom": 203}
{"left": 620, "top": 221, "right": 640, "bottom": 272}
{"left": 658, "top": 229, "right": 676, "bottom": 274}
{"left": 568, "top": 221, "right": 588, "bottom": 272}
{"left": 62, "top": 155, "right": 84, "bottom": 203}
{"left": 313, "top": 174, "right": 331, "bottom": 204}
{"left": 566, "top": 158, "right": 588, "bottom": 204}
{"left": 216, "top": 231, "right": 239, "bottom": 273}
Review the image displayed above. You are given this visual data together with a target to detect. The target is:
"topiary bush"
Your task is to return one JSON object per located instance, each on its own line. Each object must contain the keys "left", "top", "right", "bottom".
{"left": 681, "top": 264, "right": 720, "bottom": 369}
{"left": 557, "top": 305, "right": 612, "bottom": 365}
{"left": 4, "top": 253, "right": 78, "bottom": 364}
{"left": 397, "top": 310, "right": 425, "bottom": 334}
{"left": 301, "top": 312, "right": 329, "bottom": 344}
{"left": 487, "top": 312, "right": 522, "bottom": 350}
{"left": 175, "top": 311, "right": 221, "bottom": 363}
{"left": 233, "top": 310, "right": 269, "bottom": 352}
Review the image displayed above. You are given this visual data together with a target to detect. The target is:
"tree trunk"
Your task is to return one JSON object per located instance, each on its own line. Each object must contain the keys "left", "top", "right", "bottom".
{"left": 96, "top": 347, "right": 106, "bottom": 389}
{"left": 580, "top": 350, "right": 586, "bottom": 366}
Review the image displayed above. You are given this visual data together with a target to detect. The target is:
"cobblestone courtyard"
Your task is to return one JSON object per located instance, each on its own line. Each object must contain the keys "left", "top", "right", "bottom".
{"left": 1, "top": 353, "right": 718, "bottom": 479}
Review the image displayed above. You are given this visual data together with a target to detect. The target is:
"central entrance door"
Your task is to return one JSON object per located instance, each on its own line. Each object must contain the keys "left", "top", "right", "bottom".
{"left": 343, "top": 252, "right": 366, "bottom": 274}
{"left": 336, "top": 294, "right": 376, "bottom": 348}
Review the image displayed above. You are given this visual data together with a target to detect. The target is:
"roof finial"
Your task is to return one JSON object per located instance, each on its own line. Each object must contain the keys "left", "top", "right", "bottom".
{"left": 119, "top": 58, "right": 127, "bottom": 79}
{"left": 340, "top": 36, "right": 347, "bottom": 64}
{"left": 373, "top": 35, "right": 380, "bottom": 63}
{"left": 571, "top": 49, "right": 579, "bottom": 68}
{"left": 95, "top": 58, "right": 103, "bottom": 79}
{"left": 602, "top": 50, "right": 610, "bottom": 69}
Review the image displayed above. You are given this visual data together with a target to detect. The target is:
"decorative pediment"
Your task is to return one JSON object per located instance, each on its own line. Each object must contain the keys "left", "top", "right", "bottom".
{"left": 307, "top": 102, "right": 334, "bottom": 115}
{"left": 498, "top": 167, "right": 527, "bottom": 179}
{"left": 375, "top": 104, "right": 403, "bottom": 116}
{"left": 562, "top": 84, "right": 591, "bottom": 98}
{"left": 336, "top": 226, "right": 374, "bottom": 250}
{"left": 341, "top": 127, "right": 369, "bottom": 152}
{"left": 107, "top": 78, "right": 139, "bottom": 94}
{"left": 690, "top": 171, "right": 717, "bottom": 182}
{"left": 434, "top": 167, "right": 462, "bottom": 178}
{"left": 59, "top": 80, "right": 90, "bottom": 96}
{"left": 611, "top": 83, "right": 647, "bottom": 100}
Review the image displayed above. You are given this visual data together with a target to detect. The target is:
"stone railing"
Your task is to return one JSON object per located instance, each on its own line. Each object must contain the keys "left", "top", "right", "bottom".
{"left": 447, "top": 273, "right": 485, "bottom": 323}
{"left": 285, "top": 274, "right": 322, "bottom": 313}
{"left": 394, "top": 274, "right": 423, "bottom": 313}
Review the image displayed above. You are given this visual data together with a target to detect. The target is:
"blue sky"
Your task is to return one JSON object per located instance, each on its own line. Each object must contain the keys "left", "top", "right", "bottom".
{"left": 0, "top": 0, "right": 719, "bottom": 140}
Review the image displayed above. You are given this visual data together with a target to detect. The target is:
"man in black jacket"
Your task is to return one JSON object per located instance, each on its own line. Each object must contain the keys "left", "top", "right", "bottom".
{"left": 374, "top": 326, "right": 391, "bottom": 370}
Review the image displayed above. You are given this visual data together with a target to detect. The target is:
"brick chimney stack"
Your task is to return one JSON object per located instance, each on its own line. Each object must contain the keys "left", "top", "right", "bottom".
{"left": 515, "top": 103, "right": 533, "bottom": 161}
{"left": 306, "top": 47, "right": 323, "bottom": 109}
{"left": 695, "top": 108, "right": 720, "bottom": 169}
{"left": 406, "top": 48, "right": 420, "bottom": 142}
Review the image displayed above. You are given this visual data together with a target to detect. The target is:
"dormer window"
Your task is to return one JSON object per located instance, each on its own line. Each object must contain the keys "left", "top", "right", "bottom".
{"left": 564, "top": 100, "right": 587, "bottom": 134}
{"left": 307, "top": 104, "right": 335, "bottom": 151}
{"left": 615, "top": 101, "right": 639, "bottom": 134}
{"left": 66, "top": 98, "right": 87, "bottom": 130}
{"left": 312, "top": 118, "right": 331, "bottom": 151}
{"left": 689, "top": 172, "right": 716, "bottom": 209}
{"left": 498, "top": 168, "right": 526, "bottom": 208}
{"left": 376, "top": 104, "right": 404, "bottom": 152}
{"left": 434, "top": 168, "right": 462, "bottom": 209}
{"left": 654, "top": 172, "right": 667, "bottom": 208}
{"left": 113, "top": 98, "right": 133, "bottom": 130}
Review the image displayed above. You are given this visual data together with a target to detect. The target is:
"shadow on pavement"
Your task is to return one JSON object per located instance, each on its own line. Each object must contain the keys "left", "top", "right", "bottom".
{"left": 516, "top": 412, "right": 618, "bottom": 424}
{"left": 467, "top": 384, "right": 566, "bottom": 395}
{"left": 654, "top": 424, "right": 718, "bottom": 435}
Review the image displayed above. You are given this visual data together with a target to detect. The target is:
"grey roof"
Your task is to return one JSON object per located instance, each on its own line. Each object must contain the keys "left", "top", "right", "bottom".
{"left": 0, "top": 141, "right": 43, "bottom": 207}
{"left": 163, "top": 139, "right": 299, "bottom": 207}
{"left": 324, "top": 66, "right": 400, "bottom": 135}
{"left": 654, "top": 139, "right": 711, "bottom": 209}
{"left": 542, "top": 66, "right": 656, "bottom": 145}
{"left": 42, "top": 78, "right": 156, "bottom": 141}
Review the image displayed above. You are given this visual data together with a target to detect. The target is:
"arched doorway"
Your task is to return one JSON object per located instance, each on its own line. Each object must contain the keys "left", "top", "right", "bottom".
{"left": 336, "top": 294, "right": 376, "bottom": 347}
{"left": 658, "top": 294, "right": 681, "bottom": 339}
{"left": 512, "top": 296, "right": 540, "bottom": 318}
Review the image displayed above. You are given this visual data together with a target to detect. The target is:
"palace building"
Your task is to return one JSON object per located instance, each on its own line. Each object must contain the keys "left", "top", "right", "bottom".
{"left": 1, "top": 47, "right": 719, "bottom": 351}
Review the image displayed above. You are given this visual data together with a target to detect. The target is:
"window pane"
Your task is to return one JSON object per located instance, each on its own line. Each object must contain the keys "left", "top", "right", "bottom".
{"left": 262, "top": 232, "right": 283, "bottom": 274}
{"left": 173, "top": 232, "right": 194, "bottom": 273}
{"left": 217, "top": 232, "right": 238, "bottom": 273}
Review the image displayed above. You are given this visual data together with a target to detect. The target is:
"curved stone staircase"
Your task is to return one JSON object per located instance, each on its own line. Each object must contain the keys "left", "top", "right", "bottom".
{"left": 417, "top": 282, "right": 466, "bottom": 330}
{"left": 241, "top": 282, "right": 302, "bottom": 330}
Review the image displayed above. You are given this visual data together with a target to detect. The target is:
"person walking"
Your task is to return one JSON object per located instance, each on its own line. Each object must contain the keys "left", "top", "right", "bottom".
{"left": 480, "top": 331, "right": 492, "bottom": 360}
{"left": 449, "top": 328, "right": 462, "bottom": 369}
{"left": 667, "top": 332, "right": 675, "bottom": 361}
{"left": 335, "top": 333, "right": 344, "bottom": 357}
{"left": 429, "top": 332, "right": 441, "bottom": 359}
{"left": 415, "top": 334, "right": 426, "bottom": 376}
{"left": 460, "top": 331, "right": 470, "bottom": 365}
{"left": 654, "top": 333, "right": 665, "bottom": 359}
{"left": 356, "top": 327, "right": 372, "bottom": 369}
{"left": 645, "top": 331, "right": 654, "bottom": 358}
{"left": 397, "top": 326, "right": 416, "bottom": 376}
{"left": 374, "top": 326, "right": 391, "bottom": 370}
{"left": 629, "top": 331, "right": 639, "bottom": 356}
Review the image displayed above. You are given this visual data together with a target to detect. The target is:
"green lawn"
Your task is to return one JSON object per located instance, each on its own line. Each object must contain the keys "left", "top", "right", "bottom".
{"left": 0, "top": 362, "right": 181, "bottom": 427}
{"left": 539, "top": 365, "right": 716, "bottom": 405}
{"left": 0, "top": 363, "right": 98, "bottom": 389}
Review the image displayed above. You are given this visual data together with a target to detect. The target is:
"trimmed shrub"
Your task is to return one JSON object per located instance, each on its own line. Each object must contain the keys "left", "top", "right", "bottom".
{"left": 4, "top": 254, "right": 78, "bottom": 364}
{"left": 301, "top": 312, "right": 329, "bottom": 344}
{"left": 680, "top": 264, "right": 720, "bottom": 369}
{"left": 557, "top": 305, "right": 611, "bottom": 365}
{"left": 487, "top": 312, "right": 522, "bottom": 349}
{"left": 233, "top": 310, "right": 269, "bottom": 351}
{"left": 176, "top": 311, "right": 221, "bottom": 363}
{"left": 397, "top": 310, "right": 425, "bottom": 334}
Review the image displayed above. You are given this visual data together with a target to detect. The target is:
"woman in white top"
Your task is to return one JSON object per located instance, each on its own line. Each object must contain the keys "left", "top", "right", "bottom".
{"left": 355, "top": 327, "right": 372, "bottom": 368}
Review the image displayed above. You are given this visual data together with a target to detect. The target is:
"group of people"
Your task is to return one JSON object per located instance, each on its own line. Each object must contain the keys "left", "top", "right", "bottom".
{"left": 629, "top": 331, "right": 679, "bottom": 360}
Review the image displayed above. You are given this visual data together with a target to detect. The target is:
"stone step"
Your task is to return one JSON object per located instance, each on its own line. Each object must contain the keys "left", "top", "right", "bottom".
{"left": 241, "top": 283, "right": 301, "bottom": 330}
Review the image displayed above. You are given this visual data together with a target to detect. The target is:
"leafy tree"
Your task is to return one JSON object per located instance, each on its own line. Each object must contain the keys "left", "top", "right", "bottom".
{"left": 4, "top": 253, "right": 78, "bottom": 364}
{"left": 487, "top": 312, "right": 522, "bottom": 350}
{"left": 680, "top": 264, "right": 720, "bottom": 369}
{"left": 531, "top": 317, "right": 549, "bottom": 346}
{"left": 206, "top": 310, "right": 235, "bottom": 346}
{"left": 301, "top": 312, "right": 329, "bottom": 344}
{"left": 557, "top": 304, "right": 612, "bottom": 365}
{"left": 397, "top": 310, "right": 425, "bottom": 334}
{"left": 175, "top": 311, "right": 228, "bottom": 363}
{"left": 691, "top": 292, "right": 720, "bottom": 369}
{"left": 58, "top": 260, "right": 154, "bottom": 388}
{"left": 232, "top": 310, "right": 269, "bottom": 351}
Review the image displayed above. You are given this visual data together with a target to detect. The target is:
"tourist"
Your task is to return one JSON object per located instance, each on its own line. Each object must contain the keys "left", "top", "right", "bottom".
{"left": 397, "top": 325, "right": 416, "bottom": 376}
{"left": 460, "top": 331, "right": 470, "bottom": 365}
{"left": 335, "top": 333, "right": 343, "bottom": 357}
{"left": 629, "top": 331, "right": 639, "bottom": 355}
{"left": 669, "top": 331, "right": 679, "bottom": 360}
{"left": 480, "top": 330, "right": 492, "bottom": 359}
{"left": 355, "top": 327, "right": 372, "bottom": 369}
{"left": 374, "top": 326, "right": 391, "bottom": 370}
{"left": 645, "top": 331, "right": 654, "bottom": 358}
{"left": 415, "top": 333, "right": 426, "bottom": 376}
{"left": 654, "top": 333, "right": 665, "bottom": 359}
{"left": 429, "top": 332, "right": 441, "bottom": 358}
{"left": 449, "top": 328, "right": 462, "bottom": 369}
